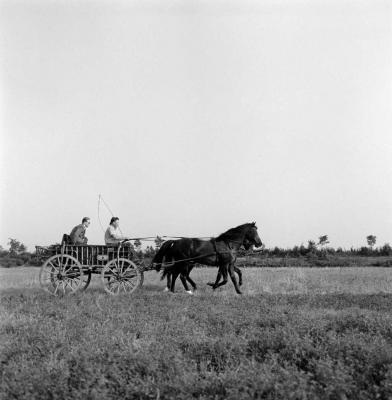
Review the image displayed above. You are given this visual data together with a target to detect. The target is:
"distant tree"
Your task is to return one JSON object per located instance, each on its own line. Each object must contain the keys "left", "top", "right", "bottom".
{"left": 366, "top": 235, "right": 377, "bottom": 249}
{"left": 307, "top": 240, "right": 317, "bottom": 253}
{"left": 154, "top": 236, "right": 164, "bottom": 249}
{"left": 0, "top": 245, "right": 7, "bottom": 257}
{"left": 359, "top": 246, "right": 370, "bottom": 256}
{"left": 271, "top": 246, "right": 284, "bottom": 257}
{"left": 299, "top": 244, "right": 307, "bottom": 256}
{"left": 317, "top": 235, "right": 330, "bottom": 249}
{"left": 8, "top": 238, "right": 27, "bottom": 255}
{"left": 380, "top": 243, "right": 392, "bottom": 256}
{"left": 292, "top": 245, "right": 300, "bottom": 257}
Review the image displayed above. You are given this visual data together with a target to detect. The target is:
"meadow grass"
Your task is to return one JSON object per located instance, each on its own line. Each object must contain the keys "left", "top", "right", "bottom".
{"left": 1, "top": 266, "right": 392, "bottom": 399}
{"left": 2, "top": 266, "right": 392, "bottom": 295}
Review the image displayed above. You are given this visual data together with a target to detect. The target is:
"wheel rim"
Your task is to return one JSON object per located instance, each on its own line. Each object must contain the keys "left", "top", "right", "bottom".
{"left": 39, "top": 255, "right": 84, "bottom": 295}
{"left": 101, "top": 258, "right": 141, "bottom": 295}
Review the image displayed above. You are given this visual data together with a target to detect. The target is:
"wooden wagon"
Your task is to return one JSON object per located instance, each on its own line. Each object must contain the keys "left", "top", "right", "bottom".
{"left": 36, "top": 241, "right": 145, "bottom": 295}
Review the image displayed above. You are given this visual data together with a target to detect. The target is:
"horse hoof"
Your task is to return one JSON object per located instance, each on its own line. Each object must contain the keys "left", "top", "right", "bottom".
{"left": 186, "top": 290, "right": 193, "bottom": 295}
{"left": 163, "top": 287, "right": 169, "bottom": 292}
{"left": 206, "top": 282, "right": 214, "bottom": 287}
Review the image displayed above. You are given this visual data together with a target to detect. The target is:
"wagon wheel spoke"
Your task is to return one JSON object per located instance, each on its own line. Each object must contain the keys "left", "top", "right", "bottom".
{"left": 107, "top": 279, "right": 120, "bottom": 292}
{"left": 72, "top": 276, "right": 83, "bottom": 286}
{"left": 66, "top": 269, "right": 81, "bottom": 279}
{"left": 47, "top": 261, "right": 60, "bottom": 273}
{"left": 65, "top": 279, "right": 73, "bottom": 291}
{"left": 123, "top": 270, "right": 137, "bottom": 279}
{"left": 65, "top": 279, "right": 77, "bottom": 293}
{"left": 53, "top": 258, "right": 65, "bottom": 272}
{"left": 63, "top": 259, "right": 75, "bottom": 274}
{"left": 53, "top": 282, "right": 60, "bottom": 295}
{"left": 61, "top": 256, "right": 70, "bottom": 271}
{"left": 71, "top": 278, "right": 81, "bottom": 290}
{"left": 123, "top": 273, "right": 136, "bottom": 286}
{"left": 123, "top": 280, "right": 135, "bottom": 291}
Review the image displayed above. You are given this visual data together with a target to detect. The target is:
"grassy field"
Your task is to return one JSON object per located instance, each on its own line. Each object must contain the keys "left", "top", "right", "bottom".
{"left": 2, "top": 266, "right": 392, "bottom": 399}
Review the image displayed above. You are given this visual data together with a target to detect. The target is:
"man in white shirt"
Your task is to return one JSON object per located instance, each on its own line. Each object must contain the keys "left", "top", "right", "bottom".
{"left": 105, "top": 217, "right": 128, "bottom": 245}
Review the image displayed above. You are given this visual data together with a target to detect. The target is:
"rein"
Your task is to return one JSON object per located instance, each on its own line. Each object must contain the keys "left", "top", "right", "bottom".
{"left": 153, "top": 252, "right": 218, "bottom": 267}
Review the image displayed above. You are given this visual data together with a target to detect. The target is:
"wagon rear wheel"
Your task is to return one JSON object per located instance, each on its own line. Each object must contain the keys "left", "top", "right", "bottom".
{"left": 101, "top": 258, "right": 142, "bottom": 295}
{"left": 39, "top": 254, "right": 87, "bottom": 295}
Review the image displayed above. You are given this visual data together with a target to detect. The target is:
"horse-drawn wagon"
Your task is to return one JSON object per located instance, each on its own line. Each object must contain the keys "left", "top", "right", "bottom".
{"left": 36, "top": 222, "right": 263, "bottom": 296}
{"left": 36, "top": 241, "right": 145, "bottom": 295}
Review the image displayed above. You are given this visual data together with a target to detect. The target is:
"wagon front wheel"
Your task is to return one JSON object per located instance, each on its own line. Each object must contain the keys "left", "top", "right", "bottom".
{"left": 101, "top": 258, "right": 142, "bottom": 295}
{"left": 39, "top": 254, "right": 86, "bottom": 295}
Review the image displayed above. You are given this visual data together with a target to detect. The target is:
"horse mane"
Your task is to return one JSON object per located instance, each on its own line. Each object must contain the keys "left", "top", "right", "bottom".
{"left": 215, "top": 223, "right": 255, "bottom": 242}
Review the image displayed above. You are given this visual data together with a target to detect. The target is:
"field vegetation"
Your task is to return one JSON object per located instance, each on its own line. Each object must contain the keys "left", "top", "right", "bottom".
{"left": 2, "top": 266, "right": 392, "bottom": 399}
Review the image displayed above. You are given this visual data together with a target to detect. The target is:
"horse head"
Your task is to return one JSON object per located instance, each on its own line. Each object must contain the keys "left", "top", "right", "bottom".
{"left": 243, "top": 222, "right": 263, "bottom": 248}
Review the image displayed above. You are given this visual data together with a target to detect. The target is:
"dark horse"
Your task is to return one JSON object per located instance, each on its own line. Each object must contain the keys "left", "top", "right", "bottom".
{"left": 153, "top": 222, "right": 262, "bottom": 294}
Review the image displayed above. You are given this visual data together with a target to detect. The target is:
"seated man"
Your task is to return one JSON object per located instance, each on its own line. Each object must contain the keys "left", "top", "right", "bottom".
{"left": 70, "top": 217, "right": 90, "bottom": 245}
{"left": 105, "top": 217, "right": 128, "bottom": 245}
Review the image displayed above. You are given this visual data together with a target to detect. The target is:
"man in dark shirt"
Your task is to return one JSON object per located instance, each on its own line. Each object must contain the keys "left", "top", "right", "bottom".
{"left": 70, "top": 217, "right": 90, "bottom": 244}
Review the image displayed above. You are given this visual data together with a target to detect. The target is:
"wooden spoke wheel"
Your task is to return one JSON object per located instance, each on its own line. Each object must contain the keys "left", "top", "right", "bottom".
{"left": 39, "top": 254, "right": 89, "bottom": 295}
{"left": 101, "top": 258, "right": 142, "bottom": 295}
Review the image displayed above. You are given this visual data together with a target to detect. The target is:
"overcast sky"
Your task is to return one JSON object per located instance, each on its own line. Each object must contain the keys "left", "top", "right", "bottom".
{"left": 1, "top": 0, "right": 391, "bottom": 251}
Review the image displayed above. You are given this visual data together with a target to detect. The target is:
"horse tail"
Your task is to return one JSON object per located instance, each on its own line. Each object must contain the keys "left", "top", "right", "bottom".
{"left": 153, "top": 240, "right": 175, "bottom": 271}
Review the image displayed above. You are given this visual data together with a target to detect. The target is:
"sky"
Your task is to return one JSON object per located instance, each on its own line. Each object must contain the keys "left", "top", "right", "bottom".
{"left": 1, "top": 0, "right": 391, "bottom": 251}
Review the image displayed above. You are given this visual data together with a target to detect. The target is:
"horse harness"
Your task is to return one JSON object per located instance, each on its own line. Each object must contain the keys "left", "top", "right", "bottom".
{"left": 211, "top": 238, "right": 235, "bottom": 265}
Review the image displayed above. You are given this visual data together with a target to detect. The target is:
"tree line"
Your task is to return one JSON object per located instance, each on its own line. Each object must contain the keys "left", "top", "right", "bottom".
{"left": 258, "top": 235, "right": 392, "bottom": 258}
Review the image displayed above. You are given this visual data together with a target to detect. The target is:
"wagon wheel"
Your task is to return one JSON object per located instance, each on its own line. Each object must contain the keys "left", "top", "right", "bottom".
{"left": 101, "top": 258, "right": 142, "bottom": 295}
{"left": 39, "top": 254, "right": 89, "bottom": 295}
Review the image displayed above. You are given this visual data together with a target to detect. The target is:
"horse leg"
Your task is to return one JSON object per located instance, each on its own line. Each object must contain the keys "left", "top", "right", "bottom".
{"left": 179, "top": 267, "right": 190, "bottom": 290}
{"left": 207, "top": 267, "right": 222, "bottom": 288}
{"left": 215, "top": 266, "right": 228, "bottom": 289}
{"left": 179, "top": 274, "right": 193, "bottom": 294}
{"left": 170, "top": 271, "right": 180, "bottom": 293}
{"left": 186, "top": 275, "right": 197, "bottom": 291}
{"left": 163, "top": 255, "right": 172, "bottom": 292}
{"left": 164, "top": 274, "right": 171, "bottom": 292}
{"left": 229, "top": 263, "right": 242, "bottom": 294}
{"left": 234, "top": 265, "right": 242, "bottom": 286}
{"left": 211, "top": 265, "right": 228, "bottom": 290}
{"left": 185, "top": 264, "right": 197, "bottom": 290}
